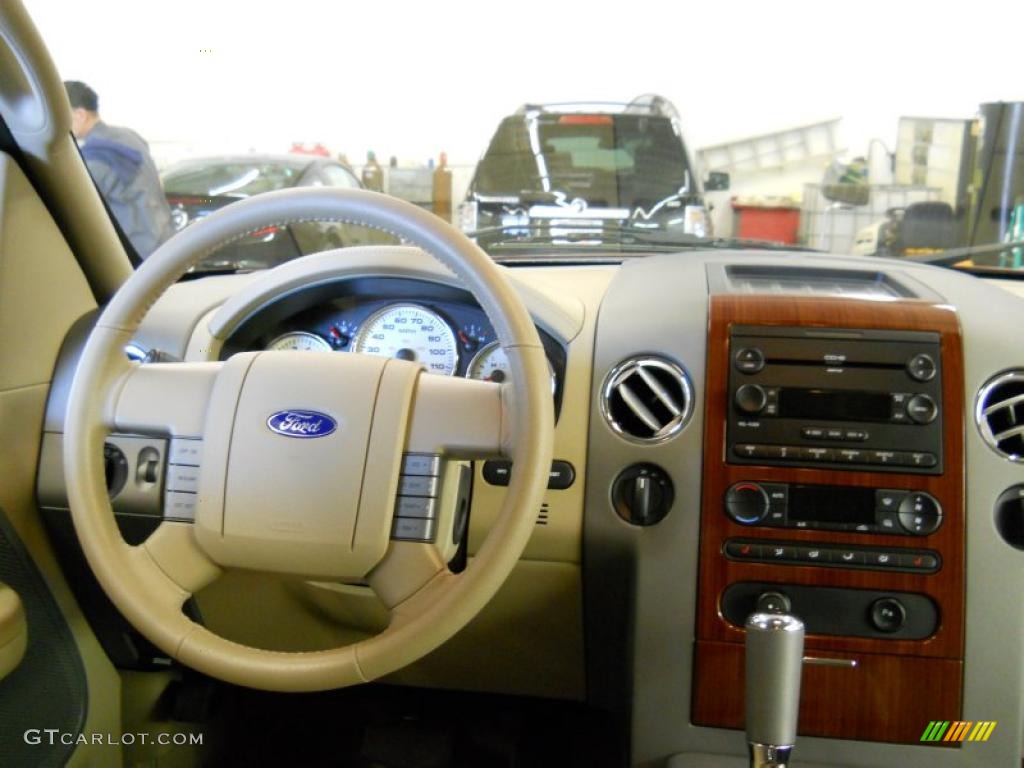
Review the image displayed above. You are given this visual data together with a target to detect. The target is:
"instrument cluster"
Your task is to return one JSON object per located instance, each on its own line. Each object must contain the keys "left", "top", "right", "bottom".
{"left": 234, "top": 280, "right": 561, "bottom": 393}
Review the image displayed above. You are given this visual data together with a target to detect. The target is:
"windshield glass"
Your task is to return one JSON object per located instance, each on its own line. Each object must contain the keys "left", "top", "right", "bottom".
{"left": 163, "top": 161, "right": 305, "bottom": 198}
{"left": 36, "top": 1, "right": 1024, "bottom": 275}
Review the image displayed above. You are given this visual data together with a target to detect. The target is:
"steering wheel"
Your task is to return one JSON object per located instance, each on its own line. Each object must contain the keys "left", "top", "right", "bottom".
{"left": 63, "top": 188, "right": 554, "bottom": 691}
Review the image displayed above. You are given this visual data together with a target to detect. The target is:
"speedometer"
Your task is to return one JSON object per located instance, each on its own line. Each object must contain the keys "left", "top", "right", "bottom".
{"left": 266, "top": 331, "right": 332, "bottom": 352}
{"left": 352, "top": 304, "right": 458, "bottom": 376}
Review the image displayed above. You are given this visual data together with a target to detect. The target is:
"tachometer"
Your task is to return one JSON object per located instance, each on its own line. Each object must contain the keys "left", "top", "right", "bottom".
{"left": 353, "top": 303, "right": 458, "bottom": 376}
{"left": 467, "top": 341, "right": 556, "bottom": 392}
{"left": 266, "top": 331, "right": 332, "bottom": 352}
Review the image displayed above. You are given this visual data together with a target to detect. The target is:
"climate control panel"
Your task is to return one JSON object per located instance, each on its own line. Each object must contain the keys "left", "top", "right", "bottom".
{"left": 724, "top": 481, "right": 943, "bottom": 536}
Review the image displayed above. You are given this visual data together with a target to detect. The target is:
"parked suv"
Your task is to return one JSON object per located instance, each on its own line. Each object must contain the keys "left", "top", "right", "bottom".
{"left": 461, "top": 94, "right": 728, "bottom": 239}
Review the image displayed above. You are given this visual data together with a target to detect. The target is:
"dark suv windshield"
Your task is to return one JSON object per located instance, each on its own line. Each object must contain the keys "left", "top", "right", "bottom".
{"left": 472, "top": 113, "right": 693, "bottom": 207}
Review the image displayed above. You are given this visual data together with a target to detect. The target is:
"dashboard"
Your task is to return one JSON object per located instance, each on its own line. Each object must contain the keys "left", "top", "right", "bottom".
{"left": 36, "top": 245, "right": 1024, "bottom": 768}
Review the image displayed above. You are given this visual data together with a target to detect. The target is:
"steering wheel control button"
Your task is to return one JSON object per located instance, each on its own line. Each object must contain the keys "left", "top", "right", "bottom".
{"left": 165, "top": 464, "right": 200, "bottom": 494}
{"left": 394, "top": 496, "right": 437, "bottom": 519}
{"left": 870, "top": 598, "right": 907, "bottom": 633}
{"left": 897, "top": 492, "right": 943, "bottom": 535}
{"left": 906, "top": 394, "right": 938, "bottom": 424}
{"left": 734, "top": 347, "right": 765, "bottom": 374}
{"left": 907, "top": 353, "right": 937, "bottom": 382}
{"left": 164, "top": 491, "right": 197, "bottom": 522}
{"left": 398, "top": 475, "right": 440, "bottom": 497}
{"left": 725, "top": 482, "right": 770, "bottom": 525}
{"left": 401, "top": 453, "right": 442, "bottom": 476}
{"left": 103, "top": 443, "right": 129, "bottom": 498}
{"left": 734, "top": 384, "right": 768, "bottom": 415}
{"left": 612, "top": 464, "right": 674, "bottom": 526}
{"left": 168, "top": 438, "right": 203, "bottom": 466}
{"left": 391, "top": 516, "right": 437, "bottom": 542}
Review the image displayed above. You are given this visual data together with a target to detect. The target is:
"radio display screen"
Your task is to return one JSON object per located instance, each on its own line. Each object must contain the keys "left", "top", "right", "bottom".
{"left": 777, "top": 388, "right": 891, "bottom": 422}
{"left": 788, "top": 485, "right": 876, "bottom": 525}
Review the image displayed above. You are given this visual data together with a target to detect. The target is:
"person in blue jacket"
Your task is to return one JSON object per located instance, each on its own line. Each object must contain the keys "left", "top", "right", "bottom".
{"left": 64, "top": 80, "right": 172, "bottom": 259}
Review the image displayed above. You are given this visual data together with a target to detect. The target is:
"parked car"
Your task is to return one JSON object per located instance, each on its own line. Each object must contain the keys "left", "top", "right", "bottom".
{"left": 460, "top": 94, "right": 728, "bottom": 240}
{"left": 162, "top": 154, "right": 390, "bottom": 270}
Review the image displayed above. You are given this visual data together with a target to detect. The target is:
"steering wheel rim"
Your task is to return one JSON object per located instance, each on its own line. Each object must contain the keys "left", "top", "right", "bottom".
{"left": 63, "top": 187, "right": 554, "bottom": 691}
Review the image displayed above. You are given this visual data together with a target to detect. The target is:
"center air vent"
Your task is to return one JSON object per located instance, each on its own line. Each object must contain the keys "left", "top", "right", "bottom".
{"left": 977, "top": 371, "right": 1024, "bottom": 461}
{"left": 602, "top": 357, "right": 692, "bottom": 442}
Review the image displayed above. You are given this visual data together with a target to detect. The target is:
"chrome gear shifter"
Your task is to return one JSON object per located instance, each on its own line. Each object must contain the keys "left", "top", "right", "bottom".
{"left": 745, "top": 612, "right": 805, "bottom": 768}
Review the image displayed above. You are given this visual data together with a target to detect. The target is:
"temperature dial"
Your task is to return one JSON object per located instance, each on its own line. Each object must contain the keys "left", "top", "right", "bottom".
{"left": 725, "top": 482, "right": 770, "bottom": 525}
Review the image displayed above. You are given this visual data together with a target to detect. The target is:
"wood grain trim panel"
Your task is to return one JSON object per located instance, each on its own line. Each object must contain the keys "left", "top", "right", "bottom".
{"left": 691, "top": 295, "right": 966, "bottom": 742}
{"left": 693, "top": 640, "right": 963, "bottom": 745}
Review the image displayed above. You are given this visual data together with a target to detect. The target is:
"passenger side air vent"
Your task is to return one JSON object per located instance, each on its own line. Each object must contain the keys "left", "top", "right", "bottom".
{"left": 977, "top": 371, "right": 1024, "bottom": 461}
{"left": 601, "top": 357, "right": 692, "bottom": 442}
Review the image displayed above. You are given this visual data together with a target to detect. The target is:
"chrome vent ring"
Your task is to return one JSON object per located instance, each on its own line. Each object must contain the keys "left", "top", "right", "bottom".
{"left": 976, "top": 370, "right": 1024, "bottom": 461}
{"left": 601, "top": 356, "right": 693, "bottom": 443}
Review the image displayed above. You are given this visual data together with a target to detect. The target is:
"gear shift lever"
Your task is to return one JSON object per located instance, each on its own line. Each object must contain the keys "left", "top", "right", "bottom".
{"left": 745, "top": 611, "right": 805, "bottom": 768}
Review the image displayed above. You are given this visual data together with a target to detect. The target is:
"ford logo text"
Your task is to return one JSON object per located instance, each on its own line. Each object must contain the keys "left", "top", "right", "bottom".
{"left": 266, "top": 410, "right": 337, "bottom": 439}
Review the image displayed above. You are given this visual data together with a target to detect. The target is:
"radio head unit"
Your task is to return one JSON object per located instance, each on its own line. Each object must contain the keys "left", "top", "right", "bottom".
{"left": 726, "top": 326, "right": 943, "bottom": 474}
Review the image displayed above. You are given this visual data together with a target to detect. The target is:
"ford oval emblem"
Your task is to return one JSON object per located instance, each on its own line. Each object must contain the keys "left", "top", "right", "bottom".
{"left": 266, "top": 409, "right": 337, "bottom": 439}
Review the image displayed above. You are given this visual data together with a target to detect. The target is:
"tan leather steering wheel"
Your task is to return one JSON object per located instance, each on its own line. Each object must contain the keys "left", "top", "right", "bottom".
{"left": 63, "top": 188, "right": 554, "bottom": 691}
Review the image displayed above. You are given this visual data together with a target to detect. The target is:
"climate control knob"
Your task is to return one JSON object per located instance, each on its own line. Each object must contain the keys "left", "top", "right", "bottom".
{"left": 734, "top": 384, "right": 768, "bottom": 415}
{"left": 725, "top": 482, "right": 771, "bottom": 525}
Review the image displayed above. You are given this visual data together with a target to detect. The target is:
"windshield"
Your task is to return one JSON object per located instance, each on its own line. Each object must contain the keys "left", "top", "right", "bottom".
{"left": 163, "top": 161, "right": 305, "bottom": 198}
{"left": 37, "top": 1, "right": 1024, "bottom": 275}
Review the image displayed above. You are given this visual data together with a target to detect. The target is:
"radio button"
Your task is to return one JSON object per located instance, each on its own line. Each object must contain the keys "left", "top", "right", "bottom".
{"left": 891, "top": 393, "right": 910, "bottom": 423}
{"left": 801, "top": 427, "right": 825, "bottom": 439}
{"left": 907, "top": 394, "right": 938, "bottom": 425}
{"left": 844, "top": 429, "right": 870, "bottom": 442}
{"left": 869, "top": 450, "right": 899, "bottom": 465}
{"left": 734, "top": 444, "right": 762, "bottom": 459}
{"left": 805, "top": 447, "right": 835, "bottom": 462}
{"left": 825, "top": 428, "right": 844, "bottom": 440}
{"left": 837, "top": 448, "right": 866, "bottom": 463}
{"left": 907, "top": 353, "right": 937, "bottom": 382}
{"left": 734, "top": 347, "right": 765, "bottom": 374}
{"left": 906, "top": 452, "right": 938, "bottom": 468}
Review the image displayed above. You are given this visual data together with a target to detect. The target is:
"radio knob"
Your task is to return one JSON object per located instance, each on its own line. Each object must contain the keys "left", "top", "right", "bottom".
{"left": 906, "top": 394, "right": 938, "bottom": 424}
{"left": 725, "top": 482, "right": 771, "bottom": 525}
{"left": 735, "top": 384, "right": 768, "bottom": 415}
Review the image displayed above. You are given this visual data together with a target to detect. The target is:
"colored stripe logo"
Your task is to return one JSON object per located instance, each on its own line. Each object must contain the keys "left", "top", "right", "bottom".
{"left": 921, "top": 721, "right": 996, "bottom": 742}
